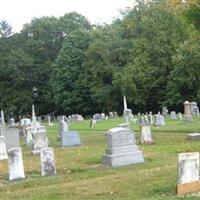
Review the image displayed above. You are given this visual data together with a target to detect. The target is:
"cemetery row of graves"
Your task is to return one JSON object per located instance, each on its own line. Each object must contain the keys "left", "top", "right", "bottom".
{"left": 1, "top": 98, "right": 200, "bottom": 199}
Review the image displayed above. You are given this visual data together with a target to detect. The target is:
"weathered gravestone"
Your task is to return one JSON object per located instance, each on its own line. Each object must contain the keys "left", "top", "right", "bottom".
{"left": 58, "top": 118, "right": 68, "bottom": 139}
{"left": 8, "top": 147, "right": 25, "bottom": 181}
{"left": 191, "top": 102, "right": 200, "bottom": 117}
{"left": 0, "top": 128, "right": 20, "bottom": 151}
{"left": 25, "top": 127, "right": 34, "bottom": 145}
{"left": 155, "top": 114, "right": 165, "bottom": 126}
{"left": 102, "top": 127, "right": 144, "bottom": 167}
{"left": 32, "top": 130, "right": 48, "bottom": 155}
{"left": 47, "top": 115, "right": 53, "bottom": 126}
{"left": 162, "top": 107, "right": 168, "bottom": 116}
{"left": 0, "top": 136, "right": 8, "bottom": 160}
{"left": 178, "top": 113, "right": 183, "bottom": 120}
{"left": 140, "top": 124, "right": 154, "bottom": 144}
{"left": 40, "top": 147, "right": 56, "bottom": 176}
{"left": 61, "top": 131, "right": 81, "bottom": 147}
{"left": 170, "top": 111, "right": 177, "bottom": 119}
{"left": 177, "top": 152, "right": 200, "bottom": 195}
{"left": 184, "top": 101, "right": 193, "bottom": 122}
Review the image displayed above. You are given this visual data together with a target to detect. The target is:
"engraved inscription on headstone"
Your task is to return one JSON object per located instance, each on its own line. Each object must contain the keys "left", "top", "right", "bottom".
{"left": 178, "top": 152, "right": 199, "bottom": 185}
{"left": 8, "top": 147, "right": 25, "bottom": 181}
{"left": 40, "top": 147, "right": 56, "bottom": 176}
{"left": 102, "top": 127, "right": 144, "bottom": 167}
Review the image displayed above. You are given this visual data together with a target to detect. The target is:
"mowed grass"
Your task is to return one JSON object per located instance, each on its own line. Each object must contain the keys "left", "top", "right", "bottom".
{"left": 1, "top": 117, "right": 200, "bottom": 199}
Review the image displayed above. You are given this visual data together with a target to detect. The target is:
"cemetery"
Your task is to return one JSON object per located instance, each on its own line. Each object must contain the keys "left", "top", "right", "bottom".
{"left": 1, "top": 105, "right": 200, "bottom": 199}
{"left": 1, "top": 0, "right": 200, "bottom": 199}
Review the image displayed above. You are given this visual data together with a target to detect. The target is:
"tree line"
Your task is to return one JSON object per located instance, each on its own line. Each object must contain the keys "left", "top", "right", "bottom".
{"left": 0, "top": 0, "right": 200, "bottom": 117}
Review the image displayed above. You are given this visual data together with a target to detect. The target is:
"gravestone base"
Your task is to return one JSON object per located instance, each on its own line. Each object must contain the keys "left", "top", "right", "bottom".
{"left": 187, "top": 133, "right": 200, "bottom": 140}
{"left": 102, "top": 148, "right": 144, "bottom": 167}
{"left": 177, "top": 181, "right": 200, "bottom": 195}
{"left": 61, "top": 131, "right": 81, "bottom": 147}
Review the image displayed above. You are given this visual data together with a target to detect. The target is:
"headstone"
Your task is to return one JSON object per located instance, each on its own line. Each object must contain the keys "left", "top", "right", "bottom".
{"left": 8, "top": 147, "right": 25, "bottom": 181}
{"left": 177, "top": 152, "right": 200, "bottom": 195}
{"left": 20, "top": 118, "right": 31, "bottom": 126}
{"left": 25, "top": 127, "right": 34, "bottom": 145}
{"left": 148, "top": 113, "right": 154, "bottom": 125}
{"left": 61, "top": 131, "right": 81, "bottom": 147}
{"left": 162, "top": 107, "right": 168, "bottom": 116}
{"left": 32, "top": 130, "right": 48, "bottom": 155}
{"left": 47, "top": 115, "right": 53, "bottom": 126}
{"left": 93, "top": 113, "right": 101, "bottom": 121}
{"left": 170, "top": 111, "right": 177, "bottom": 119}
{"left": 40, "top": 147, "right": 56, "bottom": 176}
{"left": 184, "top": 101, "right": 193, "bottom": 122}
{"left": 0, "top": 128, "right": 20, "bottom": 150}
{"left": 9, "top": 118, "right": 15, "bottom": 127}
{"left": 140, "top": 125, "right": 154, "bottom": 144}
{"left": 100, "top": 113, "right": 105, "bottom": 120}
{"left": 191, "top": 102, "right": 200, "bottom": 117}
{"left": 155, "top": 114, "right": 165, "bottom": 126}
{"left": 102, "top": 127, "right": 144, "bottom": 167}
{"left": 187, "top": 133, "right": 200, "bottom": 140}
{"left": 0, "top": 136, "right": 8, "bottom": 160}
{"left": 58, "top": 118, "right": 68, "bottom": 139}
{"left": 1, "top": 110, "right": 5, "bottom": 125}
{"left": 178, "top": 113, "right": 183, "bottom": 120}
{"left": 109, "top": 112, "right": 114, "bottom": 118}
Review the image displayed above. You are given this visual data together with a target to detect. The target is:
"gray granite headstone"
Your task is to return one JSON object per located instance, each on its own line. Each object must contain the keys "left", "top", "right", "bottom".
{"left": 177, "top": 152, "right": 199, "bottom": 185}
{"left": 61, "top": 131, "right": 81, "bottom": 147}
{"left": 0, "top": 136, "right": 8, "bottom": 160}
{"left": 40, "top": 147, "right": 56, "bottom": 176}
{"left": 170, "top": 111, "right": 177, "bottom": 119}
{"left": 102, "top": 127, "right": 144, "bottom": 167}
{"left": 8, "top": 147, "right": 25, "bottom": 181}
{"left": 1, "top": 128, "right": 20, "bottom": 151}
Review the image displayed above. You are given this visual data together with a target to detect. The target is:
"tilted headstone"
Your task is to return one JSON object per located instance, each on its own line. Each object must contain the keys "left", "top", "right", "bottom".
{"left": 61, "top": 131, "right": 81, "bottom": 147}
{"left": 0, "top": 136, "right": 8, "bottom": 160}
{"left": 8, "top": 147, "right": 25, "bottom": 181}
{"left": 40, "top": 147, "right": 56, "bottom": 176}
{"left": 102, "top": 127, "right": 144, "bottom": 167}
{"left": 1, "top": 128, "right": 20, "bottom": 151}
{"left": 177, "top": 152, "right": 200, "bottom": 195}
{"left": 32, "top": 130, "right": 48, "bottom": 155}
{"left": 140, "top": 125, "right": 154, "bottom": 144}
{"left": 170, "top": 111, "right": 177, "bottom": 119}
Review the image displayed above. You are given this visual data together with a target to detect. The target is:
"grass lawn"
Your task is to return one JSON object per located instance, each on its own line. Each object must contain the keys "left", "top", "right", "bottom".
{"left": 1, "top": 117, "right": 200, "bottom": 200}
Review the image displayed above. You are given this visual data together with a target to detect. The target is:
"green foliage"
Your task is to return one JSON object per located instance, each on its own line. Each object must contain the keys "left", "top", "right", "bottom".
{"left": 50, "top": 30, "right": 92, "bottom": 114}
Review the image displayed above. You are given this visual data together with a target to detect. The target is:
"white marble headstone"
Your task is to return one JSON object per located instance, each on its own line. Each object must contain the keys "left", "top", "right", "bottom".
{"left": 140, "top": 125, "right": 154, "bottom": 144}
{"left": 178, "top": 152, "right": 199, "bottom": 184}
{"left": 0, "top": 136, "right": 8, "bottom": 160}
{"left": 40, "top": 147, "right": 56, "bottom": 176}
{"left": 8, "top": 147, "right": 25, "bottom": 181}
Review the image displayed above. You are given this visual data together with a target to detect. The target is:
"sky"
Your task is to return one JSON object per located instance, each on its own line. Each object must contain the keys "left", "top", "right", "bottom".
{"left": 0, "top": 0, "right": 134, "bottom": 32}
